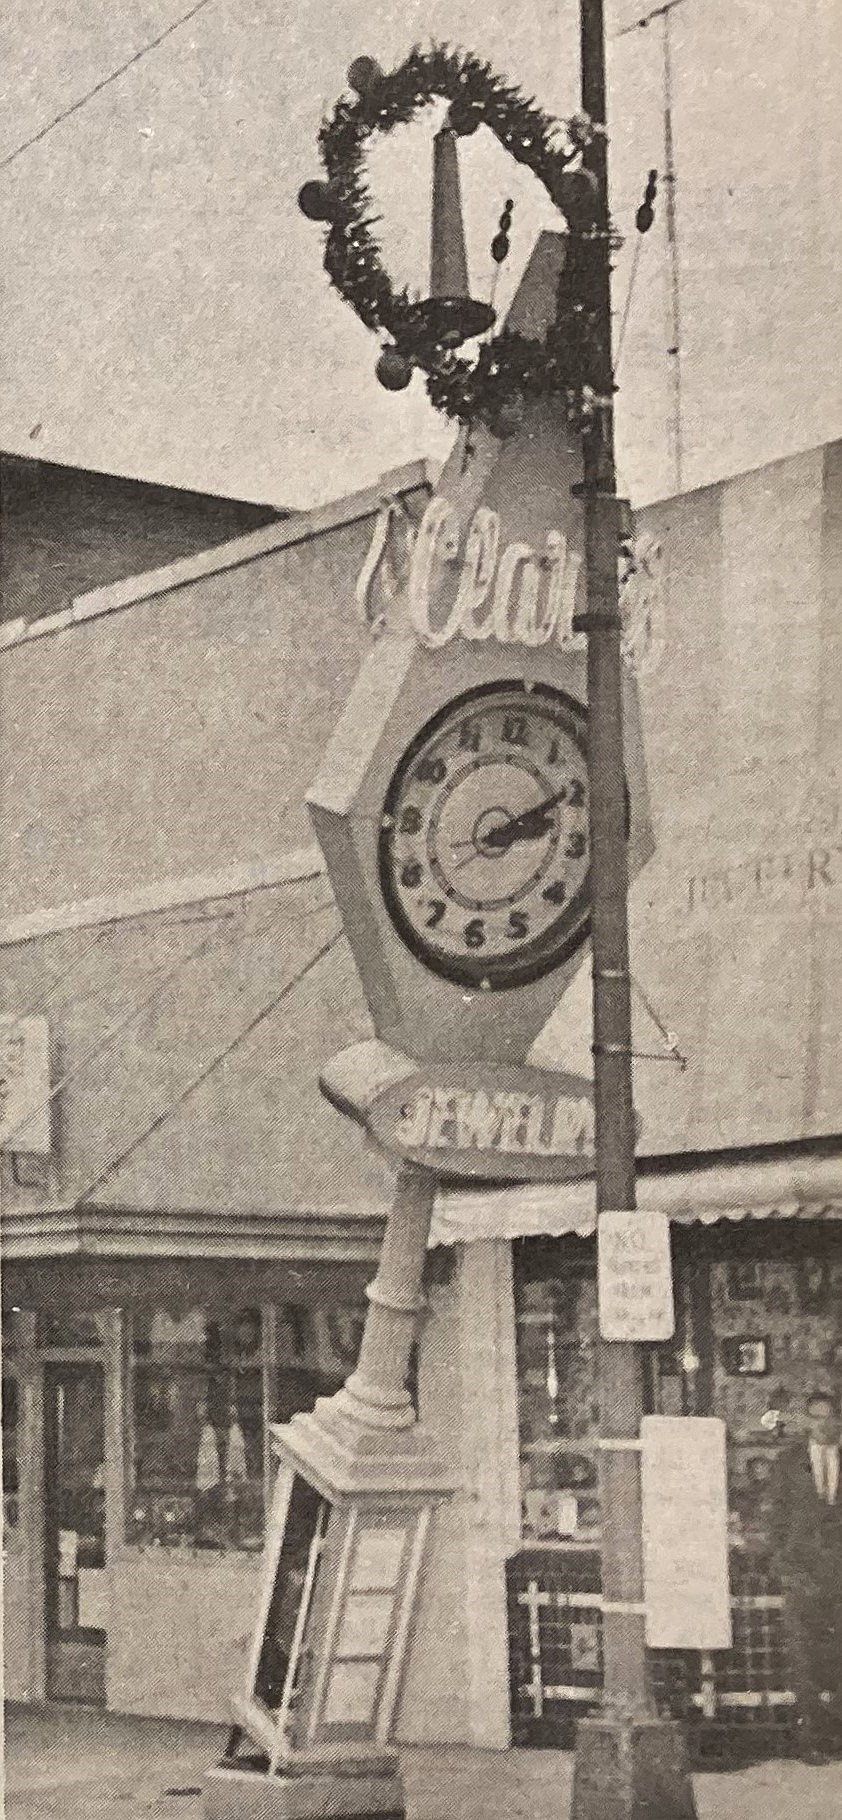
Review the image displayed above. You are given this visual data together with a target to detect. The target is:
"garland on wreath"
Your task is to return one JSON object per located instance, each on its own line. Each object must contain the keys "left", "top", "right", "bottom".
{"left": 298, "top": 44, "right": 605, "bottom": 439}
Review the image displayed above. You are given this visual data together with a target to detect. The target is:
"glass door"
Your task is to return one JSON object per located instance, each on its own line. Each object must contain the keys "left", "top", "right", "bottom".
{"left": 43, "top": 1362, "right": 107, "bottom": 1703}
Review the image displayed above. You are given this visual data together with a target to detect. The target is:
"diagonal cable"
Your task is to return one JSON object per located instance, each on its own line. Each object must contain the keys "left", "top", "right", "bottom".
{"left": 1, "top": 886, "right": 331, "bottom": 1147}
{"left": 1, "top": 926, "right": 110, "bottom": 1039}
{"left": 74, "top": 917, "right": 344, "bottom": 1206}
{"left": 0, "top": 0, "right": 215, "bottom": 173}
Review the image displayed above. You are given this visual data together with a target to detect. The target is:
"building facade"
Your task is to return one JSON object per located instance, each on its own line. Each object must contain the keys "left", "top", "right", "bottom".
{"left": 3, "top": 436, "right": 842, "bottom": 1759}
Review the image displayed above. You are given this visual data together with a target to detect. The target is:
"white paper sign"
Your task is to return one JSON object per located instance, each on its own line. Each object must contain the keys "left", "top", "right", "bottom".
{"left": 0, "top": 1016, "right": 51, "bottom": 1154}
{"left": 597, "top": 1209, "right": 675, "bottom": 1341}
{"left": 77, "top": 1568, "right": 109, "bottom": 1631}
{"left": 641, "top": 1416, "right": 732, "bottom": 1650}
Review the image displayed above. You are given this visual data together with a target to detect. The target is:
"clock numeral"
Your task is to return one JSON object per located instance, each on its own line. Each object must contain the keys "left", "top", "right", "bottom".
{"left": 399, "top": 806, "right": 423, "bottom": 835}
{"left": 416, "top": 756, "right": 447, "bottom": 785}
{"left": 566, "top": 830, "right": 587, "bottom": 860}
{"left": 425, "top": 899, "right": 446, "bottom": 929}
{"left": 543, "top": 879, "right": 567, "bottom": 905}
{"left": 506, "top": 911, "right": 529, "bottom": 940}
{"left": 568, "top": 777, "right": 586, "bottom": 808}
{"left": 401, "top": 861, "right": 423, "bottom": 889}
{"left": 458, "top": 719, "right": 482, "bottom": 753}
{"left": 464, "top": 917, "right": 486, "bottom": 949}
{"left": 547, "top": 738, "right": 561, "bottom": 765}
{"left": 501, "top": 714, "right": 529, "bottom": 747}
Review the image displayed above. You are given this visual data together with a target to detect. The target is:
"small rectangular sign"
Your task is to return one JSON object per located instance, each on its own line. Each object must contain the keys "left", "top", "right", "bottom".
{"left": 641, "top": 1416, "right": 732, "bottom": 1649}
{"left": 597, "top": 1209, "right": 675, "bottom": 1341}
{"left": 0, "top": 1015, "right": 51, "bottom": 1154}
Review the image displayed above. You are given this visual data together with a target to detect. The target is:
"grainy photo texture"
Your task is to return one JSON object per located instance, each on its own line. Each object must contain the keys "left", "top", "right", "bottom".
{"left": 1, "top": 4, "right": 841, "bottom": 1820}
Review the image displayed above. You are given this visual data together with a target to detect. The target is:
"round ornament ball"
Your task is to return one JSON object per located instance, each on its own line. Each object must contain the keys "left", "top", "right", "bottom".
{"left": 298, "top": 180, "right": 335, "bottom": 223}
{"left": 447, "top": 98, "right": 482, "bottom": 137}
{"left": 376, "top": 347, "right": 413, "bottom": 392}
{"left": 347, "top": 56, "right": 383, "bottom": 96}
{"left": 491, "top": 232, "right": 510, "bottom": 265}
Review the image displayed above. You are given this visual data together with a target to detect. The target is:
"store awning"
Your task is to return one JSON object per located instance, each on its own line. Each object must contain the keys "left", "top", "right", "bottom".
{"left": 430, "top": 1151, "right": 842, "bottom": 1245}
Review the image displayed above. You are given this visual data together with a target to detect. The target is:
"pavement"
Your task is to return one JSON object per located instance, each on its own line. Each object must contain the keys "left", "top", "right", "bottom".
{"left": 4, "top": 1703, "right": 842, "bottom": 1820}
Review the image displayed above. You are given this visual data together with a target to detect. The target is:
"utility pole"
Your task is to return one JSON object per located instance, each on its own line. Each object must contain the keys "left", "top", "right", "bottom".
{"left": 570, "top": 0, "right": 697, "bottom": 1813}
{"left": 661, "top": 1, "right": 684, "bottom": 493}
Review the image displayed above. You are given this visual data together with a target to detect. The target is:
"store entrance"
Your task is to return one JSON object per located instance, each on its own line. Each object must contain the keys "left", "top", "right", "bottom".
{"left": 43, "top": 1362, "right": 107, "bottom": 1703}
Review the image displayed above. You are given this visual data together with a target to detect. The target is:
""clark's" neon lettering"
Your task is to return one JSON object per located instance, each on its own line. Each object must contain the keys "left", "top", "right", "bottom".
{"left": 407, "top": 497, "right": 584, "bottom": 650}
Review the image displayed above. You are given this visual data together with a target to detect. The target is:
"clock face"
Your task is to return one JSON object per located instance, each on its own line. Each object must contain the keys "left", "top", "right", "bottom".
{"left": 378, "top": 681, "right": 591, "bottom": 991}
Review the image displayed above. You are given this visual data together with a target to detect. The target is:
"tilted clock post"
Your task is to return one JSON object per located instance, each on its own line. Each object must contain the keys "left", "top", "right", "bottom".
{"left": 206, "top": 235, "right": 653, "bottom": 1820}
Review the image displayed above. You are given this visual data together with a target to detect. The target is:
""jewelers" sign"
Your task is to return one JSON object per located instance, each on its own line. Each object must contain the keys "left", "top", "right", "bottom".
{"left": 319, "top": 1039, "right": 600, "bottom": 1182}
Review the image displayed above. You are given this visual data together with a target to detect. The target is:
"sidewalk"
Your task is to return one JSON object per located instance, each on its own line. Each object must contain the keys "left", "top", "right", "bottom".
{"left": 5, "top": 1703, "right": 842, "bottom": 1820}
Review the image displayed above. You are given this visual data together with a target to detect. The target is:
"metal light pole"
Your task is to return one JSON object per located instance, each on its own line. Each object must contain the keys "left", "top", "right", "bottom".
{"left": 570, "top": 0, "right": 697, "bottom": 1813}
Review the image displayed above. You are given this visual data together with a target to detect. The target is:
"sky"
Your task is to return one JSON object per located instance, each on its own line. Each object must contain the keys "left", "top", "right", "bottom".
{"left": 1, "top": 0, "right": 840, "bottom": 510}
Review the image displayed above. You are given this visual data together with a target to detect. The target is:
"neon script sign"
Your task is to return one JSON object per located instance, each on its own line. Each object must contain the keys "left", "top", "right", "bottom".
{"left": 407, "top": 497, "right": 584, "bottom": 650}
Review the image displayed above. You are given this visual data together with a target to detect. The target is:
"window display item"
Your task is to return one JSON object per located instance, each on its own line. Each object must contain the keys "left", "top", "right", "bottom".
{"left": 196, "top": 1421, "right": 221, "bottom": 1493}
{"left": 721, "top": 1337, "right": 770, "bottom": 1377}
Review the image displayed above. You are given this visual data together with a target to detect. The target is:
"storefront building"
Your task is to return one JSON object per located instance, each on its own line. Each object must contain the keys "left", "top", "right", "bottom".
{"left": 3, "top": 433, "right": 842, "bottom": 1759}
{"left": 425, "top": 431, "right": 842, "bottom": 1760}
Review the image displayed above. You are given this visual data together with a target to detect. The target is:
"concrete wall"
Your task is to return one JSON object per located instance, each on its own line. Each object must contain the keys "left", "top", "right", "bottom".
{"left": 0, "top": 454, "right": 283, "bottom": 627}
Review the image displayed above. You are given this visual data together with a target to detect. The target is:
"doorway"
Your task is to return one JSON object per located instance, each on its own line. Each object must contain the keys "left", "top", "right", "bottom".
{"left": 43, "top": 1361, "right": 107, "bottom": 1703}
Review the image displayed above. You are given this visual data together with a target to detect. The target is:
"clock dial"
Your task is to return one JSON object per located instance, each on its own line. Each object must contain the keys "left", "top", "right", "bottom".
{"left": 379, "top": 681, "right": 590, "bottom": 990}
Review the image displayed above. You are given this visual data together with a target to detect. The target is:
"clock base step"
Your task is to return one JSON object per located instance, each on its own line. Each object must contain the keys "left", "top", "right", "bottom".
{"left": 204, "top": 1762, "right": 405, "bottom": 1820}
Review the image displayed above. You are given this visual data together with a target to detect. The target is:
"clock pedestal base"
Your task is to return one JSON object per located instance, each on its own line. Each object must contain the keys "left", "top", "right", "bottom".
{"left": 205, "top": 1761, "right": 405, "bottom": 1820}
{"left": 205, "top": 1167, "right": 454, "bottom": 1820}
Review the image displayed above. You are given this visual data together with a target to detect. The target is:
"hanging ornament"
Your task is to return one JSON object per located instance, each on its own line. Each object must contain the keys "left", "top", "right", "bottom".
{"left": 635, "top": 169, "right": 658, "bottom": 235}
{"left": 297, "top": 179, "right": 336, "bottom": 223}
{"left": 376, "top": 346, "right": 413, "bottom": 391}
{"left": 347, "top": 55, "right": 384, "bottom": 97}
{"left": 491, "top": 198, "right": 514, "bottom": 266}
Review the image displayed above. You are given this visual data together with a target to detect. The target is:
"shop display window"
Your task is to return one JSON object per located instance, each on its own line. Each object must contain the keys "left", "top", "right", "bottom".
{"left": 709, "top": 1244, "right": 842, "bottom": 1547}
{"left": 275, "top": 1301, "right": 367, "bottom": 1420}
{"left": 128, "top": 1306, "right": 265, "bottom": 1553}
{"left": 514, "top": 1256, "right": 601, "bottom": 1545}
{"left": 36, "top": 1311, "right": 106, "bottom": 1349}
{"left": 3, "top": 1373, "right": 20, "bottom": 1531}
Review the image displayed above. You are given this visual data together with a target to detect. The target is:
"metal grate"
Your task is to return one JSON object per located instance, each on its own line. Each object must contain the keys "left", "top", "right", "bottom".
{"left": 507, "top": 1547, "right": 798, "bottom": 1761}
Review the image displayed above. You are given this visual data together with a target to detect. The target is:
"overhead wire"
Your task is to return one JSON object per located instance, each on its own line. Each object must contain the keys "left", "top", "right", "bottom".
{"left": 74, "top": 913, "right": 345, "bottom": 1206}
{"left": 0, "top": 0, "right": 216, "bottom": 173}
{"left": 1, "top": 881, "right": 333, "bottom": 1149}
{"left": 0, "top": 926, "right": 110, "bottom": 1040}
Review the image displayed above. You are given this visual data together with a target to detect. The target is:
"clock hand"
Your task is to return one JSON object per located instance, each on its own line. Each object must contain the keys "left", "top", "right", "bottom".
{"left": 483, "top": 787, "right": 571, "bottom": 849}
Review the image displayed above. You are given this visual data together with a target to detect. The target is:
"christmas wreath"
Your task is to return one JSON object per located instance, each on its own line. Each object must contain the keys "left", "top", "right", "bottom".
{"left": 298, "top": 44, "right": 603, "bottom": 439}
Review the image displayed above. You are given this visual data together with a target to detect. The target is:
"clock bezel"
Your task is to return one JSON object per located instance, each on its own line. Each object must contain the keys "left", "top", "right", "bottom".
{"left": 377, "top": 679, "right": 592, "bottom": 992}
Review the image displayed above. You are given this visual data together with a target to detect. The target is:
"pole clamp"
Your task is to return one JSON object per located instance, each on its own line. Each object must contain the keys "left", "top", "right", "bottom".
{"left": 591, "top": 1041, "right": 632, "bottom": 1056}
{"left": 597, "top": 1437, "right": 642, "bottom": 1451}
{"left": 593, "top": 966, "right": 629, "bottom": 981}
